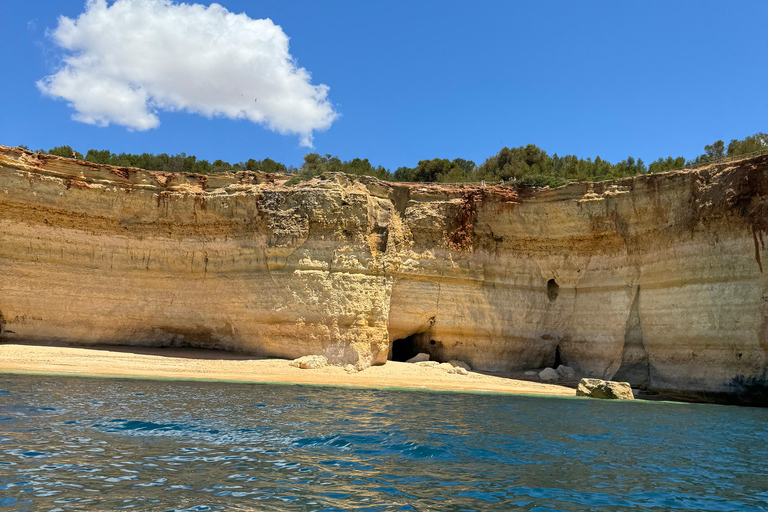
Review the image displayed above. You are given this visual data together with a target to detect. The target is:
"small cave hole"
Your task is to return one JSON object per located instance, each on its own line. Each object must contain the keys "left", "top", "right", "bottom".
{"left": 553, "top": 345, "right": 563, "bottom": 368}
{"left": 547, "top": 279, "right": 559, "bottom": 302}
{"left": 390, "top": 334, "right": 422, "bottom": 362}
{"left": 429, "top": 340, "right": 436, "bottom": 345}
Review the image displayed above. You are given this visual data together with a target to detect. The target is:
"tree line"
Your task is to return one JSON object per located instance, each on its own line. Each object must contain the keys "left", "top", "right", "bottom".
{"left": 21, "top": 132, "right": 767, "bottom": 187}
{"left": 23, "top": 146, "right": 290, "bottom": 176}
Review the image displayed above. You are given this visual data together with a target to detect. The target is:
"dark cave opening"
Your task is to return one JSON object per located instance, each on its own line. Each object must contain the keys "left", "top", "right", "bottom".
{"left": 390, "top": 333, "right": 423, "bottom": 362}
{"left": 547, "top": 279, "right": 559, "bottom": 302}
{"left": 553, "top": 345, "right": 563, "bottom": 368}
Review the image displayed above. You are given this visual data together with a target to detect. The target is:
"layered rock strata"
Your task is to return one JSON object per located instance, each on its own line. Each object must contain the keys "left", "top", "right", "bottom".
{"left": 1, "top": 146, "right": 766, "bottom": 404}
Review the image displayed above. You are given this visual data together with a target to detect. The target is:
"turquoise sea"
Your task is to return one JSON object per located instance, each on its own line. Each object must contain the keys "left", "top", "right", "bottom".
{"left": 0, "top": 374, "right": 767, "bottom": 511}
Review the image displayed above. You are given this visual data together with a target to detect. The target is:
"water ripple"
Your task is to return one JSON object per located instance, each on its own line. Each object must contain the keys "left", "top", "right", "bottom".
{"left": 0, "top": 375, "right": 767, "bottom": 511}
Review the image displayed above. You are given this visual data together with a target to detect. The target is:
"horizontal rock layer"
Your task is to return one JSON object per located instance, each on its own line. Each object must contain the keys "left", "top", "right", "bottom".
{"left": 1, "top": 146, "right": 766, "bottom": 404}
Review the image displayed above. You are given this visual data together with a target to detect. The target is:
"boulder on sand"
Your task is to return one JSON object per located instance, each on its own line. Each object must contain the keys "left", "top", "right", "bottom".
{"left": 556, "top": 365, "right": 576, "bottom": 378}
{"left": 539, "top": 367, "right": 559, "bottom": 382}
{"left": 406, "top": 353, "right": 430, "bottom": 363}
{"left": 438, "top": 362, "right": 468, "bottom": 375}
{"left": 576, "top": 378, "right": 634, "bottom": 400}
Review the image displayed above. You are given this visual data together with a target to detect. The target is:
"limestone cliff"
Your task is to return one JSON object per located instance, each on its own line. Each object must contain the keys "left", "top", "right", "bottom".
{"left": 1, "top": 146, "right": 767, "bottom": 404}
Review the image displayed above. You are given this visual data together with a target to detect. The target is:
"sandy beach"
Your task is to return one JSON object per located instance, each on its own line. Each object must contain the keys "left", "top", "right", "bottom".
{"left": 0, "top": 344, "right": 575, "bottom": 397}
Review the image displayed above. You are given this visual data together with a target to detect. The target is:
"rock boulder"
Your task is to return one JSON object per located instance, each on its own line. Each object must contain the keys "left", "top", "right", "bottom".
{"left": 576, "top": 378, "right": 634, "bottom": 400}
{"left": 539, "top": 367, "right": 559, "bottom": 382}
{"left": 406, "top": 353, "right": 430, "bottom": 363}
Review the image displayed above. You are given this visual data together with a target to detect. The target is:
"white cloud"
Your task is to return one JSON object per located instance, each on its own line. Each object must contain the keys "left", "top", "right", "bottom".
{"left": 37, "top": 0, "right": 338, "bottom": 146}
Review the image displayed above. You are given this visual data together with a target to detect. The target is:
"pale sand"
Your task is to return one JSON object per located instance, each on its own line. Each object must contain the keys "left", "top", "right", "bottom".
{"left": 0, "top": 344, "right": 575, "bottom": 397}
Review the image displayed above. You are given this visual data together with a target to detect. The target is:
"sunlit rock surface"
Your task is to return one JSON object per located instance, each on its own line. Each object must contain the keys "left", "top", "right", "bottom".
{"left": 1, "top": 146, "right": 767, "bottom": 404}
{"left": 576, "top": 378, "right": 634, "bottom": 400}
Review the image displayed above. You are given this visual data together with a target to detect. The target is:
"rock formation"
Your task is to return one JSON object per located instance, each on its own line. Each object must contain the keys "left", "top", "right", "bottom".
{"left": 556, "top": 365, "right": 576, "bottom": 379}
{"left": 1, "top": 146, "right": 767, "bottom": 404}
{"left": 539, "top": 368, "right": 560, "bottom": 382}
{"left": 576, "top": 378, "right": 634, "bottom": 400}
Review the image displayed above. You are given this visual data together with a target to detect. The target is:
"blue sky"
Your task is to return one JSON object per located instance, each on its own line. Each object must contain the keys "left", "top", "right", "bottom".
{"left": 1, "top": 0, "right": 766, "bottom": 171}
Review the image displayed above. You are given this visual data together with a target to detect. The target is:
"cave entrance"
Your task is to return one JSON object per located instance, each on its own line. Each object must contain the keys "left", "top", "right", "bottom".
{"left": 390, "top": 333, "right": 424, "bottom": 362}
{"left": 389, "top": 333, "right": 445, "bottom": 362}
{"left": 553, "top": 345, "right": 563, "bottom": 368}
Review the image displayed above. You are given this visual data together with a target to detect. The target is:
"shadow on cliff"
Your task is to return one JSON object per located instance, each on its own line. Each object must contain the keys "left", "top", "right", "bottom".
{"left": 73, "top": 345, "right": 261, "bottom": 361}
{"left": 726, "top": 375, "right": 768, "bottom": 406}
{"left": 652, "top": 375, "right": 768, "bottom": 407}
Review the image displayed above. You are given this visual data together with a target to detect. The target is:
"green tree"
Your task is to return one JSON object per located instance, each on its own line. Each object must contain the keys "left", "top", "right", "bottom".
{"left": 260, "top": 158, "right": 287, "bottom": 173}
{"left": 393, "top": 166, "right": 415, "bottom": 181}
{"left": 704, "top": 140, "right": 725, "bottom": 159}
{"left": 648, "top": 156, "right": 686, "bottom": 173}
{"left": 727, "top": 133, "right": 768, "bottom": 156}
{"left": 85, "top": 149, "right": 111, "bottom": 164}
{"left": 48, "top": 145, "right": 83, "bottom": 159}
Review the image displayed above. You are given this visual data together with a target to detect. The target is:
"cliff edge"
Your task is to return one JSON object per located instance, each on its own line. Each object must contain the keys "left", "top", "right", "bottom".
{"left": 1, "top": 146, "right": 767, "bottom": 404}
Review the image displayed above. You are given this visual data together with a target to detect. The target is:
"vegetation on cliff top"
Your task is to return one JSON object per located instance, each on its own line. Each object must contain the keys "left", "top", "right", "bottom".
{"left": 21, "top": 132, "right": 768, "bottom": 187}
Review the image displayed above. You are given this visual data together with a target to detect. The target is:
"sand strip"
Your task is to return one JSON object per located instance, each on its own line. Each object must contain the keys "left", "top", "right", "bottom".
{"left": 0, "top": 344, "right": 574, "bottom": 397}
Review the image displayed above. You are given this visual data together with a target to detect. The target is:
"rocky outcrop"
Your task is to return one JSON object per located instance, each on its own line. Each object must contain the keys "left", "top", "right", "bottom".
{"left": 1, "top": 146, "right": 767, "bottom": 404}
{"left": 576, "top": 378, "right": 634, "bottom": 400}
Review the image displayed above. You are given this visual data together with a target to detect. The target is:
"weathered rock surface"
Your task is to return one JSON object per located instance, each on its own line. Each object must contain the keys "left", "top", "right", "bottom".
{"left": 556, "top": 365, "right": 576, "bottom": 378}
{"left": 576, "top": 378, "right": 634, "bottom": 400}
{"left": 406, "top": 353, "right": 430, "bottom": 363}
{"left": 1, "top": 146, "right": 767, "bottom": 404}
{"left": 290, "top": 355, "right": 329, "bottom": 369}
{"left": 539, "top": 368, "right": 560, "bottom": 382}
{"left": 448, "top": 359, "right": 471, "bottom": 371}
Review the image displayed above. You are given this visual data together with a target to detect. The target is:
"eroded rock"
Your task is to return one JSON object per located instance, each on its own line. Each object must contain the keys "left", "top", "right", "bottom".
{"left": 576, "top": 378, "right": 634, "bottom": 400}
{"left": 413, "top": 360, "right": 468, "bottom": 375}
{"left": 556, "top": 365, "right": 576, "bottom": 378}
{"left": 539, "top": 367, "right": 559, "bottom": 382}
{"left": 437, "top": 362, "right": 454, "bottom": 372}
{"left": 448, "top": 360, "right": 471, "bottom": 371}
{"left": 406, "top": 353, "right": 430, "bottom": 363}
{"left": 290, "top": 355, "right": 329, "bottom": 369}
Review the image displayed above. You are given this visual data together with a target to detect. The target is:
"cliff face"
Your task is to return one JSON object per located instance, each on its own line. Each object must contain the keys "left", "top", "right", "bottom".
{"left": 1, "top": 146, "right": 767, "bottom": 403}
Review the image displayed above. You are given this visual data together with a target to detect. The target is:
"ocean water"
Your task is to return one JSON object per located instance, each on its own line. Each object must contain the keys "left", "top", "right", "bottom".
{"left": 0, "top": 375, "right": 767, "bottom": 512}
